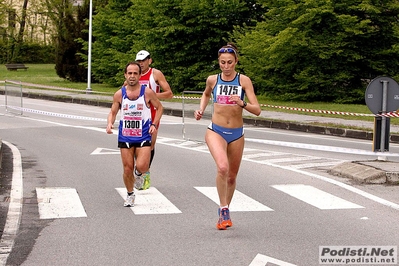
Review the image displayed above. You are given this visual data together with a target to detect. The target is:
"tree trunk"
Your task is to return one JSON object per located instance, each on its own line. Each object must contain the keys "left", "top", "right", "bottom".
{"left": 11, "top": 0, "right": 29, "bottom": 62}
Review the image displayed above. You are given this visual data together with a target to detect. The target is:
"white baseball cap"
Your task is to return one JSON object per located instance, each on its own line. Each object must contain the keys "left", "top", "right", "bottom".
{"left": 135, "top": 50, "right": 150, "bottom": 61}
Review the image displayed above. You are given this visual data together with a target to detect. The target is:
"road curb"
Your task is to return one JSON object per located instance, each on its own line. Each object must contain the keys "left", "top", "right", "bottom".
{"left": 2, "top": 89, "right": 399, "bottom": 143}
{"left": 329, "top": 161, "right": 399, "bottom": 185}
{"left": 0, "top": 138, "right": 2, "bottom": 175}
{"left": 1, "top": 89, "right": 399, "bottom": 186}
{"left": 21, "top": 91, "right": 112, "bottom": 108}
{"left": 328, "top": 162, "right": 387, "bottom": 184}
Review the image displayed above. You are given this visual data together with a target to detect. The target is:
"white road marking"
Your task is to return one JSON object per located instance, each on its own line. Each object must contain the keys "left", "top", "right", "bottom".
{"left": 243, "top": 152, "right": 286, "bottom": 159}
{"left": 262, "top": 156, "right": 319, "bottom": 163}
{"left": 249, "top": 253, "right": 297, "bottom": 266}
{"left": 290, "top": 161, "right": 346, "bottom": 169}
{"left": 0, "top": 141, "right": 23, "bottom": 265}
{"left": 194, "top": 187, "right": 273, "bottom": 212}
{"left": 241, "top": 152, "right": 399, "bottom": 211}
{"left": 271, "top": 184, "right": 364, "bottom": 210}
{"left": 36, "top": 187, "right": 87, "bottom": 219}
{"left": 115, "top": 187, "right": 182, "bottom": 214}
{"left": 90, "top": 147, "right": 120, "bottom": 155}
{"left": 97, "top": 137, "right": 399, "bottom": 212}
{"left": 8, "top": 106, "right": 107, "bottom": 121}
{"left": 177, "top": 140, "right": 203, "bottom": 146}
{"left": 246, "top": 137, "right": 399, "bottom": 157}
{"left": 7, "top": 114, "right": 399, "bottom": 211}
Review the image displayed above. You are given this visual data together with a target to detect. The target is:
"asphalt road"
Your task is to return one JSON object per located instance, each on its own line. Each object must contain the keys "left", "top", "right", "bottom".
{"left": 0, "top": 96, "right": 399, "bottom": 266}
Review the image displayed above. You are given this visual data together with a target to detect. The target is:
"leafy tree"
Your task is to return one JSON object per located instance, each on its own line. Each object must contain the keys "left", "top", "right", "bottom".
{"left": 234, "top": 0, "right": 399, "bottom": 103}
{"left": 2, "top": 0, "right": 56, "bottom": 63}
{"left": 0, "top": 1, "right": 11, "bottom": 63}
{"left": 1, "top": 0, "right": 29, "bottom": 63}
{"left": 0, "top": 2, "right": 7, "bottom": 30}
{"left": 45, "top": 0, "right": 90, "bottom": 82}
{"left": 8, "top": 0, "right": 29, "bottom": 62}
{"left": 89, "top": 0, "right": 133, "bottom": 86}
{"left": 128, "top": 0, "right": 249, "bottom": 91}
{"left": 90, "top": 0, "right": 264, "bottom": 90}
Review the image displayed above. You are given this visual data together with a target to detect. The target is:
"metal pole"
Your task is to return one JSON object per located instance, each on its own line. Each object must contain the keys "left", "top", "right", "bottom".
{"left": 86, "top": 0, "right": 92, "bottom": 93}
{"left": 19, "top": 80, "right": 23, "bottom": 115}
{"left": 182, "top": 91, "right": 206, "bottom": 140}
{"left": 379, "top": 80, "right": 388, "bottom": 160}
{"left": 5, "top": 81, "right": 8, "bottom": 111}
{"left": 182, "top": 91, "right": 186, "bottom": 139}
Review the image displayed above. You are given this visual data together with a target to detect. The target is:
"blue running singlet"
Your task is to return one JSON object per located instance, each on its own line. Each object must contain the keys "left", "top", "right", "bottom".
{"left": 118, "top": 85, "right": 152, "bottom": 146}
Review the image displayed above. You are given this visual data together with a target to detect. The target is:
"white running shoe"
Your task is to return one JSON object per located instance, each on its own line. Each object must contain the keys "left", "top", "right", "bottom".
{"left": 134, "top": 168, "right": 144, "bottom": 190}
{"left": 124, "top": 194, "right": 135, "bottom": 207}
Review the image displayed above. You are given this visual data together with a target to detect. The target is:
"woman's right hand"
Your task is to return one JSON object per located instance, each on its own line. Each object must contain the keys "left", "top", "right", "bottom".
{"left": 194, "top": 110, "right": 203, "bottom": 120}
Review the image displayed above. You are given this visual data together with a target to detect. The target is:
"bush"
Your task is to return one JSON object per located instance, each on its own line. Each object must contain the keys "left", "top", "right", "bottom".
{"left": 18, "top": 43, "right": 55, "bottom": 63}
{"left": 0, "top": 42, "right": 55, "bottom": 64}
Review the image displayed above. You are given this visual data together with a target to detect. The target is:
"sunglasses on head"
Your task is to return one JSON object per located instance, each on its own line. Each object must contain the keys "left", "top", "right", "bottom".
{"left": 218, "top": 47, "right": 237, "bottom": 54}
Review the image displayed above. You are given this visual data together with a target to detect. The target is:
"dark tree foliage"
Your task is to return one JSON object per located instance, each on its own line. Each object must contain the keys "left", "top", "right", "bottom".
{"left": 127, "top": 0, "right": 248, "bottom": 92}
{"left": 54, "top": 2, "right": 90, "bottom": 82}
{"left": 28, "top": 0, "right": 399, "bottom": 103}
{"left": 234, "top": 0, "right": 399, "bottom": 103}
{"left": 90, "top": 0, "right": 265, "bottom": 90}
{"left": 89, "top": 0, "right": 133, "bottom": 86}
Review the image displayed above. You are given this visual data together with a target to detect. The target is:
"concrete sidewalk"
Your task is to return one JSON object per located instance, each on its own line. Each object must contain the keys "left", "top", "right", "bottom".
{"left": 1, "top": 86, "right": 399, "bottom": 184}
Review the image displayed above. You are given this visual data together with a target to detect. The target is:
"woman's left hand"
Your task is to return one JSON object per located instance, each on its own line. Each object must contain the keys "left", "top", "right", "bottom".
{"left": 229, "top": 95, "right": 243, "bottom": 106}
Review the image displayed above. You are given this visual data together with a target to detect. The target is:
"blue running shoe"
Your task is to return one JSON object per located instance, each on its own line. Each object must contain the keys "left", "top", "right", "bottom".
{"left": 216, "top": 208, "right": 232, "bottom": 230}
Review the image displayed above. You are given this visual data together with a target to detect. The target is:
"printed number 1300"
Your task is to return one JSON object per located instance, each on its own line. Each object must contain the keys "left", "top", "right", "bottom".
{"left": 124, "top": 120, "right": 140, "bottom": 129}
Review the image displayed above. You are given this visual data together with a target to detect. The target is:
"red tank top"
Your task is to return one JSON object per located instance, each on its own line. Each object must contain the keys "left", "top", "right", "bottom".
{"left": 139, "top": 68, "right": 160, "bottom": 93}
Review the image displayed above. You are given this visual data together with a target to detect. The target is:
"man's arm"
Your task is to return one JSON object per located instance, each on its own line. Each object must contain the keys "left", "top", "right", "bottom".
{"left": 106, "top": 90, "right": 121, "bottom": 134}
{"left": 146, "top": 88, "right": 164, "bottom": 134}
{"left": 153, "top": 68, "right": 173, "bottom": 99}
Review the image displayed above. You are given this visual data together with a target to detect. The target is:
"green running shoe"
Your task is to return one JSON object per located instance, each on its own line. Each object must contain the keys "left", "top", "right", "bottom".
{"left": 140, "top": 171, "right": 151, "bottom": 190}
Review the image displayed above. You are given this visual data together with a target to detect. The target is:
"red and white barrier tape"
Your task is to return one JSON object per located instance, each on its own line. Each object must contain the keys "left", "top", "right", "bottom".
{"left": 259, "top": 104, "right": 399, "bottom": 118}
{"left": 173, "top": 97, "right": 399, "bottom": 118}
{"left": 173, "top": 95, "right": 202, "bottom": 100}
{"left": 6, "top": 81, "right": 398, "bottom": 117}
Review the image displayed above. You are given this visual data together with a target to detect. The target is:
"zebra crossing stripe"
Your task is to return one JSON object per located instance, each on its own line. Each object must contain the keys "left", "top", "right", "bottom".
{"left": 36, "top": 187, "right": 87, "bottom": 219}
{"left": 90, "top": 147, "right": 120, "bottom": 155}
{"left": 194, "top": 187, "right": 273, "bottom": 212}
{"left": 249, "top": 253, "right": 297, "bottom": 266}
{"left": 290, "top": 161, "right": 346, "bottom": 169}
{"left": 262, "top": 156, "right": 319, "bottom": 163}
{"left": 271, "top": 184, "right": 364, "bottom": 210}
{"left": 245, "top": 138, "right": 399, "bottom": 157}
{"left": 243, "top": 152, "right": 286, "bottom": 159}
{"left": 115, "top": 187, "right": 182, "bottom": 214}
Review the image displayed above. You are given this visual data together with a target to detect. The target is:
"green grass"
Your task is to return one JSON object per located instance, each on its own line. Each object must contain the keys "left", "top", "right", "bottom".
{"left": 1, "top": 63, "right": 397, "bottom": 127}
{"left": 1, "top": 64, "right": 117, "bottom": 93}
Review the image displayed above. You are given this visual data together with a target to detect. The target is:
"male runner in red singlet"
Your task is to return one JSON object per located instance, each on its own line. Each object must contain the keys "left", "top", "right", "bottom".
{"left": 135, "top": 50, "right": 173, "bottom": 190}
